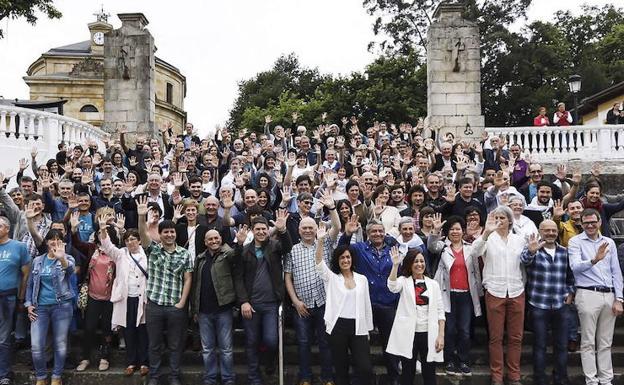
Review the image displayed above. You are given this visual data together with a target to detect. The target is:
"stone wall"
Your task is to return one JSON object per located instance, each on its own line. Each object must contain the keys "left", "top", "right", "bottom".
{"left": 426, "top": 3, "right": 485, "bottom": 141}
{"left": 103, "top": 13, "right": 155, "bottom": 137}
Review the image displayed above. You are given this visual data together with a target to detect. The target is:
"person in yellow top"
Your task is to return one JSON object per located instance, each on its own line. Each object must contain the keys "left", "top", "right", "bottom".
{"left": 552, "top": 200, "right": 584, "bottom": 247}
{"left": 552, "top": 199, "right": 584, "bottom": 353}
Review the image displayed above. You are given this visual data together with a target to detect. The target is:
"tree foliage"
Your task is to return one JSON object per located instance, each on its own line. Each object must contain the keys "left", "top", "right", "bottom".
{"left": 0, "top": 0, "right": 62, "bottom": 38}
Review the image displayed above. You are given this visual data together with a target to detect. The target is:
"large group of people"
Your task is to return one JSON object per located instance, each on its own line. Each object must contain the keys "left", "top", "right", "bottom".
{"left": 0, "top": 115, "right": 623, "bottom": 385}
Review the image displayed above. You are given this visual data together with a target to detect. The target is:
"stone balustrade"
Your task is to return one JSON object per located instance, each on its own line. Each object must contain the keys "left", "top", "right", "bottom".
{"left": 0, "top": 104, "right": 109, "bottom": 163}
{"left": 486, "top": 124, "right": 624, "bottom": 163}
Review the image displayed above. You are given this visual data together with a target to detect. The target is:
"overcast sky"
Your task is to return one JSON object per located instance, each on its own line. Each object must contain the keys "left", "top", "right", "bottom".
{"left": 0, "top": 0, "right": 622, "bottom": 137}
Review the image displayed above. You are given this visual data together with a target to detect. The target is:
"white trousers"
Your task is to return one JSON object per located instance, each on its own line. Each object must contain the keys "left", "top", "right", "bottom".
{"left": 575, "top": 289, "right": 616, "bottom": 385}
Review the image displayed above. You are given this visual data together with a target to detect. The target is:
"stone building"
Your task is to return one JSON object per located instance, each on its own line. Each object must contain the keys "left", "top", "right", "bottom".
{"left": 23, "top": 12, "right": 187, "bottom": 134}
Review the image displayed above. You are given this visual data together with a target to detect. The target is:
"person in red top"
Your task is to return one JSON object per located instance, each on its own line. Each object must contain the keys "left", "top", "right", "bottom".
{"left": 533, "top": 106, "right": 550, "bottom": 126}
{"left": 553, "top": 102, "right": 573, "bottom": 126}
{"left": 427, "top": 214, "right": 484, "bottom": 377}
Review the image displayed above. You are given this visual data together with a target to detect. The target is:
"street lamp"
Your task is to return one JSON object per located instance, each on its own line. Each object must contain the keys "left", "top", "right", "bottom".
{"left": 568, "top": 74, "right": 582, "bottom": 124}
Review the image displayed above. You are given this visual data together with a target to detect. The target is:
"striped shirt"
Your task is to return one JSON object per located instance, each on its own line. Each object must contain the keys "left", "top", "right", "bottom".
{"left": 520, "top": 244, "right": 575, "bottom": 310}
{"left": 146, "top": 241, "right": 193, "bottom": 306}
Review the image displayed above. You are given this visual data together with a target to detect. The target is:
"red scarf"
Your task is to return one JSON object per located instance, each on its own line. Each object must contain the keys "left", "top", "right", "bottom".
{"left": 581, "top": 196, "right": 602, "bottom": 213}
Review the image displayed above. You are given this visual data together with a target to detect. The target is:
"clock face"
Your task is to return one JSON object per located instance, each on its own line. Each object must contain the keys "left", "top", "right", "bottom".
{"left": 93, "top": 32, "right": 104, "bottom": 45}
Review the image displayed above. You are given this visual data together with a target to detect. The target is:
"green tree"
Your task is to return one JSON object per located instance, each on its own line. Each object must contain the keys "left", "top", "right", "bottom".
{"left": 0, "top": 0, "right": 62, "bottom": 38}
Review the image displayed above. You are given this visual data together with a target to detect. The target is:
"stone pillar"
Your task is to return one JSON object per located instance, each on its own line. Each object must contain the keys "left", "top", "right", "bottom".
{"left": 426, "top": 3, "right": 485, "bottom": 140}
{"left": 103, "top": 13, "right": 155, "bottom": 138}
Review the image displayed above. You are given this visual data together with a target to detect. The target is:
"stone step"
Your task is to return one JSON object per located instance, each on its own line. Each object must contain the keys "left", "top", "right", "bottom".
{"left": 7, "top": 363, "right": 623, "bottom": 385}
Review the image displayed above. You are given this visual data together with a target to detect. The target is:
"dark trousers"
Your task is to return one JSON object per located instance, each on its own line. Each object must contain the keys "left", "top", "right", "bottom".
{"left": 292, "top": 305, "right": 333, "bottom": 382}
{"left": 445, "top": 291, "right": 473, "bottom": 365}
{"left": 531, "top": 305, "right": 569, "bottom": 385}
{"left": 82, "top": 296, "right": 113, "bottom": 361}
{"left": 0, "top": 295, "right": 15, "bottom": 379}
{"left": 372, "top": 303, "right": 399, "bottom": 381}
{"left": 328, "top": 318, "right": 372, "bottom": 385}
{"left": 146, "top": 300, "right": 188, "bottom": 380}
{"left": 401, "top": 332, "right": 436, "bottom": 385}
{"left": 123, "top": 296, "right": 148, "bottom": 367}
{"left": 242, "top": 302, "right": 278, "bottom": 385}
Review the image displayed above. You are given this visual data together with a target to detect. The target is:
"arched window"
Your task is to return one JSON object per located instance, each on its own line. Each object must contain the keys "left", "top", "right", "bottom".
{"left": 80, "top": 104, "right": 98, "bottom": 112}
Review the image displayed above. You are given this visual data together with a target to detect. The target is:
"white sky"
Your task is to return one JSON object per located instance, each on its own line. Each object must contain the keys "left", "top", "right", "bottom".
{"left": 0, "top": 0, "right": 622, "bottom": 137}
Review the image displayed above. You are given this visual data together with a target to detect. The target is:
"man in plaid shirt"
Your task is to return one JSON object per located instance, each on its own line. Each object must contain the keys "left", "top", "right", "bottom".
{"left": 284, "top": 191, "right": 340, "bottom": 385}
{"left": 137, "top": 196, "right": 193, "bottom": 385}
{"left": 520, "top": 220, "right": 575, "bottom": 385}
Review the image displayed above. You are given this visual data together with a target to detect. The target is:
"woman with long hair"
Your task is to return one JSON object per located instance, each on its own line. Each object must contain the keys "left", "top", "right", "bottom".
{"left": 581, "top": 181, "right": 624, "bottom": 237}
{"left": 427, "top": 215, "right": 483, "bottom": 376}
{"left": 316, "top": 225, "right": 373, "bottom": 385}
{"left": 386, "top": 249, "right": 445, "bottom": 385}
{"left": 367, "top": 185, "right": 400, "bottom": 235}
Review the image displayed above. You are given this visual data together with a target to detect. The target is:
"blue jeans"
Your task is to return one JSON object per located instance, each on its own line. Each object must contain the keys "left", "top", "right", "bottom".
{"left": 565, "top": 303, "right": 579, "bottom": 342}
{"left": 198, "top": 309, "right": 234, "bottom": 385}
{"left": 242, "top": 302, "right": 278, "bottom": 385}
{"left": 0, "top": 295, "right": 16, "bottom": 378}
{"left": 531, "top": 305, "right": 568, "bottom": 385}
{"left": 30, "top": 301, "right": 73, "bottom": 380}
{"left": 445, "top": 291, "right": 473, "bottom": 365}
{"left": 292, "top": 305, "right": 333, "bottom": 382}
{"left": 372, "top": 303, "right": 400, "bottom": 381}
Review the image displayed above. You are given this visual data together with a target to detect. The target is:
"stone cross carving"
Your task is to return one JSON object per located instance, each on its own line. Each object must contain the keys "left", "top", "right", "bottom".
{"left": 448, "top": 38, "right": 466, "bottom": 72}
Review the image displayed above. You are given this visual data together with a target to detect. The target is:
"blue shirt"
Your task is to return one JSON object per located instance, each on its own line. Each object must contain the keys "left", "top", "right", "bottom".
{"left": 568, "top": 232, "right": 624, "bottom": 299}
{"left": 38, "top": 257, "right": 58, "bottom": 305}
{"left": 78, "top": 213, "right": 94, "bottom": 242}
{"left": 341, "top": 234, "right": 399, "bottom": 306}
{"left": 520, "top": 244, "right": 575, "bottom": 310}
{"left": 0, "top": 239, "right": 30, "bottom": 292}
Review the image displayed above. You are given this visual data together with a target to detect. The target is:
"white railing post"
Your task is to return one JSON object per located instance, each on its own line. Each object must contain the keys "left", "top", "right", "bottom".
{"left": 47, "top": 117, "right": 60, "bottom": 158}
{"left": 597, "top": 126, "right": 612, "bottom": 157}
{"left": 0, "top": 110, "right": 6, "bottom": 134}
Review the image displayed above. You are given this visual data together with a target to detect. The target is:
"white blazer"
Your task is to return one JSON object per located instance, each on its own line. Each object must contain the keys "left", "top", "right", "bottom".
{"left": 316, "top": 260, "right": 373, "bottom": 336}
{"left": 428, "top": 235, "right": 483, "bottom": 316}
{"left": 386, "top": 276, "right": 445, "bottom": 362}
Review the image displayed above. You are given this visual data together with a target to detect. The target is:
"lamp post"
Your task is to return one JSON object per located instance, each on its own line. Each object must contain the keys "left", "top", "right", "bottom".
{"left": 568, "top": 74, "right": 582, "bottom": 125}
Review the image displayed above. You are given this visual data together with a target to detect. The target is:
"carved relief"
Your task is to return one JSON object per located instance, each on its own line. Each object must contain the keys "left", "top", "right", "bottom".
{"left": 69, "top": 57, "right": 104, "bottom": 77}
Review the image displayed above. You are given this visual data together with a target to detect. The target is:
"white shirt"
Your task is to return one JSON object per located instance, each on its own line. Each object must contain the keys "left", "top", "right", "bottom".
{"left": 187, "top": 226, "right": 197, "bottom": 265}
{"left": 513, "top": 215, "right": 538, "bottom": 241}
{"left": 472, "top": 231, "right": 526, "bottom": 298}
{"left": 339, "top": 287, "right": 357, "bottom": 319}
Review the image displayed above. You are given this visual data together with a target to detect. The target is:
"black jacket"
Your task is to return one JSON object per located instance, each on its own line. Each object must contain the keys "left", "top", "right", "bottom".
{"left": 175, "top": 223, "right": 209, "bottom": 257}
{"left": 233, "top": 230, "right": 293, "bottom": 305}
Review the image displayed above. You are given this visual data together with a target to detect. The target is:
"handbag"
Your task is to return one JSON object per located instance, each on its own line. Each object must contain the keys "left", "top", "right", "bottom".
{"left": 129, "top": 252, "right": 148, "bottom": 279}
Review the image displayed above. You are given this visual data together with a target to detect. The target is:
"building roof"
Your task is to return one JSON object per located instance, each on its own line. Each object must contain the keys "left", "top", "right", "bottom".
{"left": 577, "top": 80, "right": 624, "bottom": 115}
{"left": 46, "top": 40, "right": 93, "bottom": 56}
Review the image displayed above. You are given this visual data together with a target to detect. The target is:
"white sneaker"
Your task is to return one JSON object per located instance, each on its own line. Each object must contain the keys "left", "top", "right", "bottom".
{"left": 76, "top": 360, "right": 90, "bottom": 371}
{"left": 416, "top": 360, "right": 422, "bottom": 374}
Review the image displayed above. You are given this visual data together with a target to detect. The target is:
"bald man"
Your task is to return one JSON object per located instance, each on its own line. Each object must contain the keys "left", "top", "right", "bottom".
{"left": 284, "top": 196, "right": 341, "bottom": 385}
{"left": 199, "top": 196, "right": 233, "bottom": 246}
{"left": 191, "top": 229, "right": 237, "bottom": 385}
{"left": 520, "top": 220, "right": 575, "bottom": 385}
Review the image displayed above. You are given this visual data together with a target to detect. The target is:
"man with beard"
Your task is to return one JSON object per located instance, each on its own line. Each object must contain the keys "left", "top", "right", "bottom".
{"left": 119, "top": 125, "right": 147, "bottom": 169}
{"left": 198, "top": 196, "right": 233, "bottom": 246}
{"left": 519, "top": 163, "right": 563, "bottom": 203}
{"left": 42, "top": 177, "right": 73, "bottom": 222}
{"left": 400, "top": 185, "right": 426, "bottom": 232}
{"left": 92, "top": 178, "right": 122, "bottom": 212}
{"left": 524, "top": 177, "right": 579, "bottom": 228}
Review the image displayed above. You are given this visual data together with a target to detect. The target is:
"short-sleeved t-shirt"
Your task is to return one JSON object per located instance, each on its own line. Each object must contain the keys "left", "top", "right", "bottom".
{"left": 78, "top": 213, "right": 94, "bottom": 242}
{"left": 0, "top": 239, "right": 30, "bottom": 292}
{"left": 38, "top": 257, "right": 58, "bottom": 305}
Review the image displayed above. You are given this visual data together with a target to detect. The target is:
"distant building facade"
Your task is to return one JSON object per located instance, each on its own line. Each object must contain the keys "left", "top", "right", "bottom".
{"left": 23, "top": 14, "right": 187, "bottom": 134}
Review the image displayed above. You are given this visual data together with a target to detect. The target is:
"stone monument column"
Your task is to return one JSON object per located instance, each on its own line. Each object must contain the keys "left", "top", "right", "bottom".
{"left": 103, "top": 13, "right": 155, "bottom": 137}
{"left": 426, "top": 2, "right": 485, "bottom": 140}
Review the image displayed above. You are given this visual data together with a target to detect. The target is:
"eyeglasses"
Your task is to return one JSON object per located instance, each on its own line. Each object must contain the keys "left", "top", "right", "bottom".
{"left": 581, "top": 221, "right": 598, "bottom": 226}
{"left": 301, "top": 200, "right": 313, "bottom": 206}
{"left": 529, "top": 170, "right": 543, "bottom": 174}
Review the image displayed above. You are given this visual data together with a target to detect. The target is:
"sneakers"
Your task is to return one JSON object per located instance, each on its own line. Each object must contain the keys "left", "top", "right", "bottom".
{"left": 458, "top": 362, "right": 472, "bottom": 376}
{"left": 415, "top": 360, "right": 421, "bottom": 374}
{"left": 98, "top": 359, "right": 110, "bottom": 371}
{"left": 50, "top": 378, "right": 62, "bottom": 385}
{"left": 75, "top": 360, "right": 90, "bottom": 372}
{"left": 445, "top": 362, "right": 460, "bottom": 376}
{"left": 0, "top": 378, "right": 11, "bottom": 385}
{"left": 34, "top": 380, "right": 46, "bottom": 385}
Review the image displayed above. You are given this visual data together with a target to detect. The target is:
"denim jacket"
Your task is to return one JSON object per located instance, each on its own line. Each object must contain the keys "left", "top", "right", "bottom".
{"left": 25, "top": 254, "right": 75, "bottom": 307}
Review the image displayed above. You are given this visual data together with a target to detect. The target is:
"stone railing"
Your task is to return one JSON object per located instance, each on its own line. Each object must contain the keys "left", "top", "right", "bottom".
{"left": 485, "top": 124, "right": 624, "bottom": 163}
{"left": 0, "top": 104, "right": 109, "bottom": 163}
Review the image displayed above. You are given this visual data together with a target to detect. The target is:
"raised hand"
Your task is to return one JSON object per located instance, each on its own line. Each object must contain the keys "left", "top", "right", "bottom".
{"left": 344, "top": 214, "right": 360, "bottom": 236}
{"left": 236, "top": 224, "right": 249, "bottom": 245}
{"left": 527, "top": 233, "right": 545, "bottom": 254}
{"left": 320, "top": 189, "right": 335, "bottom": 208}
{"left": 135, "top": 195, "right": 149, "bottom": 216}
{"left": 272, "top": 209, "right": 289, "bottom": 232}
{"left": 172, "top": 172, "right": 184, "bottom": 189}
{"left": 484, "top": 213, "right": 501, "bottom": 234}
{"left": 265, "top": 115, "right": 272, "bottom": 124}
{"left": 70, "top": 211, "right": 80, "bottom": 231}
{"left": 292, "top": 112, "right": 299, "bottom": 122}
{"left": 115, "top": 213, "right": 126, "bottom": 230}
{"left": 555, "top": 164, "right": 567, "bottom": 180}
{"left": 594, "top": 242, "right": 609, "bottom": 263}
{"left": 553, "top": 199, "right": 564, "bottom": 219}
{"left": 173, "top": 204, "right": 184, "bottom": 222}
{"left": 317, "top": 222, "right": 328, "bottom": 240}
{"left": 222, "top": 194, "right": 235, "bottom": 210}
{"left": 590, "top": 162, "right": 602, "bottom": 178}
{"left": 67, "top": 194, "right": 79, "bottom": 210}
{"left": 25, "top": 201, "right": 38, "bottom": 219}
{"left": 286, "top": 152, "right": 297, "bottom": 168}
{"left": 98, "top": 213, "right": 112, "bottom": 231}
{"left": 31, "top": 146, "right": 38, "bottom": 159}
{"left": 432, "top": 212, "right": 446, "bottom": 233}
{"left": 373, "top": 196, "right": 386, "bottom": 217}
{"left": 18, "top": 158, "right": 29, "bottom": 171}
{"left": 390, "top": 246, "right": 401, "bottom": 265}
{"left": 81, "top": 169, "right": 93, "bottom": 185}
{"left": 444, "top": 184, "right": 457, "bottom": 203}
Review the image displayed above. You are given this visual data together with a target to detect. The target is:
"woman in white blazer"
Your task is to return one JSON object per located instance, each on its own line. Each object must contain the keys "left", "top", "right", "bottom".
{"left": 315, "top": 224, "right": 374, "bottom": 385}
{"left": 98, "top": 218, "right": 149, "bottom": 377}
{"left": 386, "top": 248, "right": 445, "bottom": 385}
{"left": 428, "top": 214, "right": 483, "bottom": 376}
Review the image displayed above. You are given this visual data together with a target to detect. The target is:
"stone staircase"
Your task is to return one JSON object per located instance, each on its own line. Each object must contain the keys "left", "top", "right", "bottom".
{"left": 8, "top": 317, "right": 624, "bottom": 385}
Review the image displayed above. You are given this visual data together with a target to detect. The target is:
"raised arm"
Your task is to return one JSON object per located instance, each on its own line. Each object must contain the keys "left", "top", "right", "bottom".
{"left": 136, "top": 196, "right": 151, "bottom": 249}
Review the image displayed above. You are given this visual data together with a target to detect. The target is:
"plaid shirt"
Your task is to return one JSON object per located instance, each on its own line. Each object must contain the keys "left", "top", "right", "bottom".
{"left": 21, "top": 216, "right": 51, "bottom": 258}
{"left": 520, "top": 244, "right": 575, "bottom": 310}
{"left": 146, "top": 241, "right": 193, "bottom": 306}
{"left": 284, "top": 237, "right": 332, "bottom": 308}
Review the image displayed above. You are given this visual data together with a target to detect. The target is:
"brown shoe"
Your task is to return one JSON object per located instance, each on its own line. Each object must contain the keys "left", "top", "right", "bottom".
{"left": 568, "top": 339, "right": 579, "bottom": 352}
{"left": 323, "top": 382, "right": 336, "bottom": 385}
{"left": 298, "top": 381, "right": 311, "bottom": 385}
{"left": 139, "top": 366, "right": 149, "bottom": 377}
{"left": 124, "top": 366, "right": 135, "bottom": 376}
{"left": 50, "top": 378, "right": 62, "bottom": 385}
{"left": 35, "top": 380, "right": 47, "bottom": 385}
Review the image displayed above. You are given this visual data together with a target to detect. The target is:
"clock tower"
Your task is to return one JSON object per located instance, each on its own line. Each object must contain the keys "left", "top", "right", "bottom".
{"left": 88, "top": 8, "right": 113, "bottom": 56}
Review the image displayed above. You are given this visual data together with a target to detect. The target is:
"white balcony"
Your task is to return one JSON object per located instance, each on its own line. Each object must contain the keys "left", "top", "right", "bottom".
{"left": 0, "top": 104, "right": 110, "bottom": 164}
{"left": 485, "top": 124, "right": 624, "bottom": 164}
